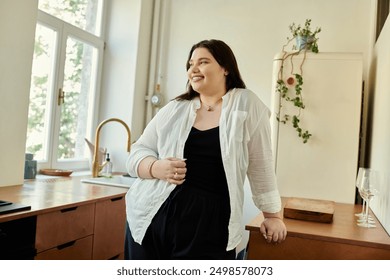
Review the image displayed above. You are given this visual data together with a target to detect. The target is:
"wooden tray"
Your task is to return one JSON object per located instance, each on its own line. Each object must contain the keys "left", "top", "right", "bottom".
{"left": 283, "top": 197, "right": 335, "bottom": 223}
{"left": 39, "top": 169, "right": 73, "bottom": 177}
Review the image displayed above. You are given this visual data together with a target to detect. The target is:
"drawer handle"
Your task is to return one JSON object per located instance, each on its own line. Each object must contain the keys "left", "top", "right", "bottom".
{"left": 60, "top": 206, "right": 78, "bottom": 213}
{"left": 111, "top": 197, "right": 123, "bottom": 202}
{"left": 57, "top": 240, "right": 76, "bottom": 250}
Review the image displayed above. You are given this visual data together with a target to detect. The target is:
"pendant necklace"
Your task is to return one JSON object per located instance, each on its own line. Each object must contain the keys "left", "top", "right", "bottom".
{"left": 201, "top": 98, "right": 222, "bottom": 112}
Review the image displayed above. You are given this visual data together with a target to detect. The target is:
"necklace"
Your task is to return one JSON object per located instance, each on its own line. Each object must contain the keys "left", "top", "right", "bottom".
{"left": 201, "top": 98, "right": 222, "bottom": 112}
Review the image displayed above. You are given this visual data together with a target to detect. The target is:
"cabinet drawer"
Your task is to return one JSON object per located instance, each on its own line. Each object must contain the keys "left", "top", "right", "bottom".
{"left": 36, "top": 204, "right": 94, "bottom": 252}
{"left": 93, "top": 196, "right": 126, "bottom": 260}
{"left": 35, "top": 235, "right": 93, "bottom": 260}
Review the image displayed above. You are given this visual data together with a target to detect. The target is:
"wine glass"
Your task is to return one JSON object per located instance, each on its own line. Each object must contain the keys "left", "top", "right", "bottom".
{"left": 355, "top": 168, "right": 366, "bottom": 218}
{"left": 356, "top": 168, "right": 379, "bottom": 228}
{"left": 355, "top": 168, "right": 375, "bottom": 224}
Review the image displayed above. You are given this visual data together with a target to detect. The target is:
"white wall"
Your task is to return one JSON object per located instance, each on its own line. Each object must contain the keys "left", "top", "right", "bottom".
{"left": 0, "top": 0, "right": 38, "bottom": 187}
{"left": 98, "top": 0, "right": 154, "bottom": 171}
{"left": 159, "top": 0, "right": 372, "bottom": 107}
{"left": 368, "top": 16, "right": 390, "bottom": 235}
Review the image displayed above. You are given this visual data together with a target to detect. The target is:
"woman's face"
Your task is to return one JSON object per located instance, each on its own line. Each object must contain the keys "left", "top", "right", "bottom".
{"left": 187, "top": 47, "right": 227, "bottom": 96}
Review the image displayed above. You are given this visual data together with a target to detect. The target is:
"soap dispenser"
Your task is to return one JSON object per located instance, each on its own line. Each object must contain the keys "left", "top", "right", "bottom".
{"left": 101, "top": 153, "right": 113, "bottom": 177}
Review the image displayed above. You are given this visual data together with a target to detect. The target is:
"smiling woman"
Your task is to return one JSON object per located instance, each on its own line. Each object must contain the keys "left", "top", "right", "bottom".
{"left": 124, "top": 39, "right": 286, "bottom": 260}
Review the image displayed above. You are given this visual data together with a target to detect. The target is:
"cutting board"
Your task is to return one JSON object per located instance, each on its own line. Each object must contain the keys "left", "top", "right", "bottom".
{"left": 283, "top": 197, "right": 335, "bottom": 223}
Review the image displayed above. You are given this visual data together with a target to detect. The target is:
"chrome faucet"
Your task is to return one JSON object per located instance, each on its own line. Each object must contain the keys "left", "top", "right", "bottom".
{"left": 92, "top": 118, "right": 131, "bottom": 177}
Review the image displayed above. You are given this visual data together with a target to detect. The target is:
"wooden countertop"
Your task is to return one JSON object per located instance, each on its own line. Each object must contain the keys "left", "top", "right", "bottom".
{"left": 0, "top": 174, "right": 128, "bottom": 223}
{"left": 246, "top": 198, "right": 390, "bottom": 250}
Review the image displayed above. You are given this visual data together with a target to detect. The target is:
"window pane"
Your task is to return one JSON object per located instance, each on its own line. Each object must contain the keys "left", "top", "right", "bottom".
{"left": 58, "top": 37, "right": 98, "bottom": 160}
{"left": 26, "top": 24, "right": 57, "bottom": 161}
{"left": 38, "top": 0, "right": 103, "bottom": 36}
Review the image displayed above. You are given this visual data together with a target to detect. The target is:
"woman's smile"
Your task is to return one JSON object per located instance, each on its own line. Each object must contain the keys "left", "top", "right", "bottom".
{"left": 191, "top": 75, "right": 204, "bottom": 82}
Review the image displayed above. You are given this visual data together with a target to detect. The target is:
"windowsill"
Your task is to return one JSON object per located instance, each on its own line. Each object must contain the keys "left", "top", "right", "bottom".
{"left": 28, "top": 170, "right": 127, "bottom": 181}
{"left": 25, "top": 170, "right": 92, "bottom": 182}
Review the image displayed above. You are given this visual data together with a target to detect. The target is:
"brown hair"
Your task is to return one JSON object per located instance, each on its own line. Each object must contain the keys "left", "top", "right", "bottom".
{"left": 175, "top": 39, "right": 246, "bottom": 100}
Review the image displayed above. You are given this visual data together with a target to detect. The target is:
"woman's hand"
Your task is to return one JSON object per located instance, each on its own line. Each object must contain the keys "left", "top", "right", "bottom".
{"left": 151, "top": 157, "right": 187, "bottom": 185}
{"left": 259, "top": 216, "right": 287, "bottom": 244}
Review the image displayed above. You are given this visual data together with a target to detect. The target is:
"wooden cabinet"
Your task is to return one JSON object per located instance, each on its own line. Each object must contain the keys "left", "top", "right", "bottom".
{"left": 0, "top": 175, "right": 128, "bottom": 260}
{"left": 35, "top": 195, "right": 126, "bottom": 260}
{"left": 93, "top": 196, "right": 126, "bottom": 260}
{"left": 35, "top": 236, "right": 93, "bottom": 260}
{"left": 245, "top": 199, "right": 390, "bottom": 260}
{"left": 35, "top": 204, "right": 94, "bottom": 259}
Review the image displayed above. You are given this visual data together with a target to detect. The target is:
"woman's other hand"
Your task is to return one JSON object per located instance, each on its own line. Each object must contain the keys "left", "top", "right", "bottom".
{"left": 259, "top": 216, "right": 287, "bottom": 244}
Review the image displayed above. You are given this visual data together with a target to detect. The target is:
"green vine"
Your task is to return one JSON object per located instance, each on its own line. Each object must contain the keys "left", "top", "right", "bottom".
{"left": 275, "top": 19, "right": 320, "bottom": 144}
{"left": 276, "top": 73, "right": 311, "bottom": 143}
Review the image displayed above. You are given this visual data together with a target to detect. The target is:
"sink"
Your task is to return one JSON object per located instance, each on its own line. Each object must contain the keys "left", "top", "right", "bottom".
{"left": 81, "top": 175, "right": 137, "bottom": 188}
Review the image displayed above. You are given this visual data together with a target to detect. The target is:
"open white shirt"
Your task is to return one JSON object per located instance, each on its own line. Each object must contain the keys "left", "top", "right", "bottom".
{"left": 125, "top": 88, "right": 281, "bottom": 251}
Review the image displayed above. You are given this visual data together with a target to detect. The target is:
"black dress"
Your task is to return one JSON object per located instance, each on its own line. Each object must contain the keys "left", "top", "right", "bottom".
{"left": 125, "top": 126, "right": 234, "bottom": 259}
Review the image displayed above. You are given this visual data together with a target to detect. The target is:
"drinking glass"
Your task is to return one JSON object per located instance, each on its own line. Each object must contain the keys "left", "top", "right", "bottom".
{"left": 355, "top": 168, "right": 366, "bottom": 218}
{"left": 356, "top": 168, "right": 379, "bottom": 228}
{"left": 355, "top": 168, "right": 375, "bottom": 224}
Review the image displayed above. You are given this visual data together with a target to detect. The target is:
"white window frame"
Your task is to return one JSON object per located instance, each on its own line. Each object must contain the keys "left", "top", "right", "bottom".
{"left": 33, "top": 9, "right": 105, "bottom": 171}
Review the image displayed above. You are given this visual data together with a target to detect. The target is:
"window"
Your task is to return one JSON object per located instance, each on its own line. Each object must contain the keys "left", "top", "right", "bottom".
{"left": 26, "top": 0, "right": 105, "bottom": 170}
{"left": 38, "top": 0, "right": 103, "bottom": 36}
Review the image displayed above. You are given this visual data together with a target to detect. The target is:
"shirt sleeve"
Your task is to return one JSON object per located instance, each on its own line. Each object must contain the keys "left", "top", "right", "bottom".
{"left": 246, "top": 98, "right": 282, "bottom": 213}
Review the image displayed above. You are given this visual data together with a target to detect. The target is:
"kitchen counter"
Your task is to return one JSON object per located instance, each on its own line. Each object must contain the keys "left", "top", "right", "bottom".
{"left": 0, "top": 174, "right": 130, "bottom": 260}
{"left": 0, "top": 174, "right": 128, "bottom": 223}
{"left": 245, "top": 198, "right": 390, "bottom": 259}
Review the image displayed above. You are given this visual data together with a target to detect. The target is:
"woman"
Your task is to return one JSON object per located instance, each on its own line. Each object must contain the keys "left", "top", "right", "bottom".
{"left": 125, "top": 39, "right": 286, "bottom": 260}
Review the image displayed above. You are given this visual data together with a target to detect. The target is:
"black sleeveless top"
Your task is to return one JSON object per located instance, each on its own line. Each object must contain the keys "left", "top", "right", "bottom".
{"left": 139, "top": 126, "right": 233, "bottom": 259}
{"left": 181, "top": 126, "right": 229, "bottom": 198}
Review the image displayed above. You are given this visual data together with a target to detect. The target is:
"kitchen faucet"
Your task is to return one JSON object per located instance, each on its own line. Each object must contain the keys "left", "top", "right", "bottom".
{"left": 92, "top": 118, "right": 131, "bottom": 177}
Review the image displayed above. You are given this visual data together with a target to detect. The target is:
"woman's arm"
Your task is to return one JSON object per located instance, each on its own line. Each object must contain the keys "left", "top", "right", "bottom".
{"left": 246, "top": 95, "right": 287, "bottom": 243}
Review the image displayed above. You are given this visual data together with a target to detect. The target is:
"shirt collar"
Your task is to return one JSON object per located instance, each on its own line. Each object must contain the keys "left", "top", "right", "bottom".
{"left": 192, "top": 97, "right": 201, "bottom": 110}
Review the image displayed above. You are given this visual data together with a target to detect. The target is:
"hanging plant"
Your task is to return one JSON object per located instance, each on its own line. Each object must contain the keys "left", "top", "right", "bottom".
{"left": 289, "top": 19, "right": 321, "bottom": 52}
{"left": 275, "top": 19, "right": 321, "bottom": 143}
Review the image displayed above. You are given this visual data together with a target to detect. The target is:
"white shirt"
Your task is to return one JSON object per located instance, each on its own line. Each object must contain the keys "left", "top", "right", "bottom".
{"left": 125, "top": 88, "right": 281, "bottom": 251}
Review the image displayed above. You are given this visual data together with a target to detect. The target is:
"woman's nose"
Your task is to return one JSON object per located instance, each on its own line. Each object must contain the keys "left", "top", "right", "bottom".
{"left": 189, "top": 64, "right": 199, "bottom": 73}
